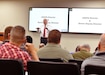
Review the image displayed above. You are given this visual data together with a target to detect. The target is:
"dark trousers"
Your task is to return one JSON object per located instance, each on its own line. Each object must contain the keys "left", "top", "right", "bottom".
{"left": 40, "top": 37, "right": 47, "bottom": 45}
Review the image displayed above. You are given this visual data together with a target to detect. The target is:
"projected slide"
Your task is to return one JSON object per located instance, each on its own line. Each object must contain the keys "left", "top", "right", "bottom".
{"left": 69, "top": 8, "right": 105, "bottom": 34}
{"left": 29, "top": 8, "right": 69, "bottom": 32}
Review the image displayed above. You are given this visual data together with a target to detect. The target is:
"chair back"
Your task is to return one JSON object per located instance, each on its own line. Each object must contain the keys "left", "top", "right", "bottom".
{"left": 27, "top": 61, "right": 80, "bottom": 75}
{"left": 0, "top": 59, "right": 24, "bottom": 75}
{"left": 85, "top": 65, "right": 105, "bottom": 75}
{"left": 39, "top": 58, "right": 64, "bottom": 62}
{"left": 69, "top": 59, "right": 83, "bottom": 69}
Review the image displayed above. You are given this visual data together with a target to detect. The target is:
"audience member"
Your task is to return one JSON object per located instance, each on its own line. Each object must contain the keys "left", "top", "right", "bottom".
{"left": 26, "top": 35, "right": 33, "bottom": 43}
{"left": 0, "top": 25, "right": 39, "bottom": 71}
{"left": 75, "top": 45, "right": 81, "bottom": 52}
{"left": 20, "top": 35, "right": 33, "bottom": 51}
{"left": 37, "top": 29, "right": 73, "bottom": 62}
{"left": 2, "top": 26, "right": 13, "bottom": 44}
{"left": 81, "top": 33, "right": 105, "bottom": 75}
{"left": 72, "top": 44, "right": 93, "bottom": 60}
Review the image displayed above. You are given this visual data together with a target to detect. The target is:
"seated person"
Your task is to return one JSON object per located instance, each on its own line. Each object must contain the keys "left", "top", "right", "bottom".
{"left": 72, "top": 44, "right": 93, "bottom": 60}
{"left": 75, "top": 45, "right": 81, "bottom": 52}
{"left": 26, "top": 35, "right": 33, "bottom": 43}
{"left": 2, "top": 26, "right": 13, "bottom": 44}
{"left": 20, "top": 35, "right": 33, "bottom": 51}
{"left": 0, "top": 25, "right": 39, "bottom": 71}
{"left": 81, "top": 33, "right": 105, "bottom": 75}
{"left": 37, "top": 29, "right": 73, "bottom": 62}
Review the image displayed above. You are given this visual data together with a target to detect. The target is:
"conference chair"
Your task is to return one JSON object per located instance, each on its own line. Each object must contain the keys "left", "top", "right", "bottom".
{"left": 69, "top": 59, "right": 83, "bottom": 69}
{"left": 39, "top": 58, "right": 64, "bottom": 62}
{"left": 85, "top": 65, "right": 105, "bottom": 75}
{"left": 0, "top": 59, "right": 24, "bottom": 75}
{"left": 27, "top": 61, "right": 80, "bottom": 75}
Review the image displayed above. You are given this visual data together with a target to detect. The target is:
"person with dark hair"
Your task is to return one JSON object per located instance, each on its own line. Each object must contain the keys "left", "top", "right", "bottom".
{"left": 2, "top": 26, "right": 13, "bottom": 44}
{"left": 0, "top": 25, "right": 39, "bottom": 70}
{"left": 37, "top": 29, "right": 73, "bottom": 62}
{"left": 20, "top": 35, "right": 33, "bottom": 51}
{"left": 26, "top": 35, "right": 33, "bottom": 43}
{"left": 75, "top": 45, "right": 81, "bottom": 52}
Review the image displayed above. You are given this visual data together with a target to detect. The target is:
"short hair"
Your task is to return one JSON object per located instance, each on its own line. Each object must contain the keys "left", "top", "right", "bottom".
{"left": 47, "top": 29, "right": 61, "bottom": 44}
{"left": 26, "top": 35, "right": 33, "bottom": 43}
{"left": 10, "top": 25, "right": 25, "bottom": 43}
{"left": 81, "top": 44, "right": 90, "bottom": 50}
{"left": 3, "top": 26, "right": 13, "bottom": 40}
{"left": 75, "top": 45, "right": 81, "bottom": 52}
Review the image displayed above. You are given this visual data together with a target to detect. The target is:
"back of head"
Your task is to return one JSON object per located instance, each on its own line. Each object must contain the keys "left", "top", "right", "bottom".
{"left": 75, "top": 45, "right": 81, "bottom": 52}
{"left": 4, "top": 26, "right": 13, "bottom": 40}
{"left": 80, "top": 44, "right": 90, "bottom": 51}
{"left": 26, "top": 35, "right": 33, "bottom": 43}
{"left": 98, "top": 33, "right": 105, "bottom": 50}
{"left": 10, "top": 25, "right": 25, "bottom": 43}
{"left": 47, "top": 29, "right": 61, "bottom": 44}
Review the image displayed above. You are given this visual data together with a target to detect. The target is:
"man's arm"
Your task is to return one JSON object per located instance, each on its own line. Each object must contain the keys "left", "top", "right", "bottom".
{"left": 25, "top": 43, "right": 39, "bottom": 61}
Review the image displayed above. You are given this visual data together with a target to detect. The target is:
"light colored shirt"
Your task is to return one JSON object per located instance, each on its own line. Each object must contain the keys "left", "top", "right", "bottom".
{"left": 38, "top": 25, "right": 52, "bottom": 38}
{"left": 37, "top": 43, "right": 73, "bottom": 62}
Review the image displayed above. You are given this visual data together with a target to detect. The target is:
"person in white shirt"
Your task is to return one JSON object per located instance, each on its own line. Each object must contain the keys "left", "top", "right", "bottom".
{"left": 36, "top": 19, "right": 51, "bottom": 45}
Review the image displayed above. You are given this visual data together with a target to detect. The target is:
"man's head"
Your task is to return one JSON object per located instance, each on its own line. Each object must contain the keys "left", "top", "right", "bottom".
{"left": 10, "top": 25, "right": 26, "bottom": 45}
{"left": 47, "top": 29, "right": 61, "bottom": 44}
{"left": 98, "top": 33, "right": 105, "bottom": 51}
{"left": 80, "top": 44, "right": 90, "bottom": 52}
{"left": 3, "top": 26, "right": 13, "bottom": 40}
{"left": 43, "top": 19, "right": 48, "bottom": 26}
{"left": 26, "top": 35, "right": 33, "bottom": 43}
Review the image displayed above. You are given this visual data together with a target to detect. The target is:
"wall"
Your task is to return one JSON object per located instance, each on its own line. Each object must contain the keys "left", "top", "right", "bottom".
{"left": 0, "top": 0, "right": 104, "bottom": 53}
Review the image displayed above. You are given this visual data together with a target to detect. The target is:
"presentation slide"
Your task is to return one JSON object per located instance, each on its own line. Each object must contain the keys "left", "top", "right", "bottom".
{"left": 69, "top": 8, "right": 105, "bottom": 34}
{"left": 29, "top": 8, "right": 69, "bottom": 32}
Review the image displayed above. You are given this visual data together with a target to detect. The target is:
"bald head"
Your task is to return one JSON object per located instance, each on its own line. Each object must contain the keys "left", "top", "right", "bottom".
{"left": 98, "top": 33, "right": 105, "bottom": 51}
{"left": 80, "top": 44, "right": 90, "bottom": 51}
{"left": 99, "top": 33, "right": 105, "bottom": 44}
{"left": 43, "top": 19, "right": 48, "bottom": 25}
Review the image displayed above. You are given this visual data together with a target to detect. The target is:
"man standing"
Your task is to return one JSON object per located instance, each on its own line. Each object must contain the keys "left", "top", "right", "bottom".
{"left": 37, "top": 19, "right": 51, "bottom": 45}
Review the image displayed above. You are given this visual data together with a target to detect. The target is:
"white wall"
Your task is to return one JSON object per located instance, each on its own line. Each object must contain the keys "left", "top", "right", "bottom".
{"left": 0, "top": 0, "right": 104, "bottom": 53}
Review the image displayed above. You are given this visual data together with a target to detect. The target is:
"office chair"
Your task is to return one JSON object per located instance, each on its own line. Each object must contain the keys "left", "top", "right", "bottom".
{"left": 39, "top": 58, "right": 64, "bottom": 62}
{"left": 27, "top": 61, "right": 80, "bottom": 75}
{"left": 0, "top": 59, "right": 24, "bottom": 75}
{"left": 85, "top": 65, "right": 105, "bottom": 75}
{"left": 69, "top": 59, "right": 83, "bottom": 69}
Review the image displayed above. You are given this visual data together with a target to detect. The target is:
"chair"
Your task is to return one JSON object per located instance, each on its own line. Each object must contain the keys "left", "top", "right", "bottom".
{"left": 85, "top": 65, "right": 105, "bottom": 75}
{"left": 39, "top": 58, "right": 64, "bottom": 62}
{"left": 27, "top": 61, "right": 80, "bottom": 75}
{"left": 69, "top": 59, "right": 83, "bottom": 69}
{"left": 0, "top": 59, "right": 24, "bottom": 75}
